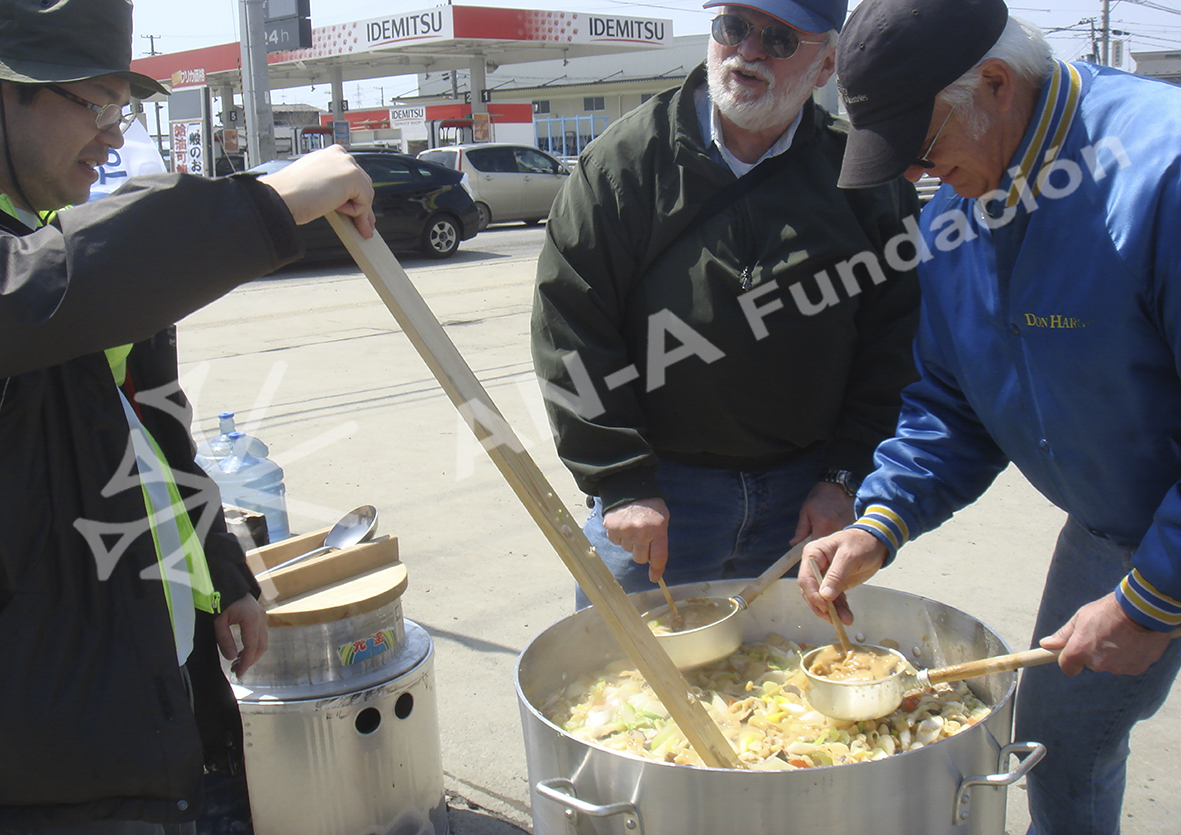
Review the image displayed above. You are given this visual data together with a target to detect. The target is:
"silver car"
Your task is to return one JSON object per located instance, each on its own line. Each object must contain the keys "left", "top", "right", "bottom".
{"left": 418, "top": 143, "right": 571, "bottom": 231}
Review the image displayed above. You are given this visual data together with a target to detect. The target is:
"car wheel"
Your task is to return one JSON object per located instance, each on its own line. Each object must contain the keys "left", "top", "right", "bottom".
{"left": 421, "top": 214, "right": 460, "bottom": 259}
{"left": 476, "top": 202, "right": 492, "bottom": 231}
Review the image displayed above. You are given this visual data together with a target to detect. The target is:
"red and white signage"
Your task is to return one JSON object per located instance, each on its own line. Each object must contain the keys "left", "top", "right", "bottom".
{"left": 170, "top": 68, "right": 207, "bottom": 88}
{"left": 171, "top": 120, "right": 206, "bottom": 176}
{"left": 262, "top": 5, "right": 670, "bottom": 63}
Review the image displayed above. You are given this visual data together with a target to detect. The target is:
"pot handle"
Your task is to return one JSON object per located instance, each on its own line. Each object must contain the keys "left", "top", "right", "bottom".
{"left": 953, "top": 741, "right": 1046, "bottom": 827}
{"left": 535, "top": 778, "right": 643, "bottom": 834}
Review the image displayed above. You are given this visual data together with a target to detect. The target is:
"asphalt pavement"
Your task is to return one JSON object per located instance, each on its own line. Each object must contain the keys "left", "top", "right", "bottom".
{"left": 179, "top": 224, "right": 1180, "bottom": 834}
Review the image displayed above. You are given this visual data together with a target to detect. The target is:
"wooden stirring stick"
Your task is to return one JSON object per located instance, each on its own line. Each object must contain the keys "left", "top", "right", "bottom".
{"left": 327, "top": 210, "right": 741, "bottom": 769}
{"left": 808, "top": 556, "right": 854, "bottom": 656}
{"left": 656, "top": 576, "right": 683, "bottom": 631}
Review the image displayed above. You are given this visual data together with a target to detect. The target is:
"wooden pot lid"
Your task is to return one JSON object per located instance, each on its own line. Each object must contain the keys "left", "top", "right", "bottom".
{"left": 265, "top": 562, "right": 408, "bottom": 628}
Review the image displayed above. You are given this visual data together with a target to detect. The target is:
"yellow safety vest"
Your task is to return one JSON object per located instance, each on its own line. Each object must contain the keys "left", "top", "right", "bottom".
{"left": 116, "top": 387, "right": 220, "bottom": 665}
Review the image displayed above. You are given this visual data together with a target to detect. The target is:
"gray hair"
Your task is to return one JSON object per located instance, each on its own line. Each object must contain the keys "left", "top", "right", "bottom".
{"left": 937, "top": 16, "right": 1053, "bottom": 135}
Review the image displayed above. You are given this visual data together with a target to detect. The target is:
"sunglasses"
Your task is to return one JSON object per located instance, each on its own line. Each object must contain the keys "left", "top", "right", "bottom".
{"left": 914, "top": 105, "right": 956, "bottom": 169}
{"left": 710, "top": 14, "right": 823, "bottom": 60}
{"left": 46, "top": 85, "right": 137, "bottom": 133}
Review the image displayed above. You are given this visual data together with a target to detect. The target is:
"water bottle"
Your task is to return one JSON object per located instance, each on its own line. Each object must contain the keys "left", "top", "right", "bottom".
{"left": 194, "top": 412, "right": 267, "bottom": 472}
{"left": 206, "top": 431, "right": 291, "bottom": 543}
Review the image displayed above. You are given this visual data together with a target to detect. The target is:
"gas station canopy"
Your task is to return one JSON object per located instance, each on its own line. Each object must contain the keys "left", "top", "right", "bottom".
{"left": 131, "top": 5, "right": 674, "bottom": 94}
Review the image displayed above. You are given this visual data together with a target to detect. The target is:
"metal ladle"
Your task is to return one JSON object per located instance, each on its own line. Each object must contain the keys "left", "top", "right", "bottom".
{"left": 641, "top": 539, "right": 809, "bottom": 669}
{"left": 800, "top": 645, "right": 1059, "bottom": 722}
{"left": 255, "top": 504, "right": 379, "bottom": 579}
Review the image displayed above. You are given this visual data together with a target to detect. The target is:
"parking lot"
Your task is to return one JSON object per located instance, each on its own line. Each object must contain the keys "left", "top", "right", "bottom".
{"left": 179, "top": 223, "right": 1181, "bottom": 834}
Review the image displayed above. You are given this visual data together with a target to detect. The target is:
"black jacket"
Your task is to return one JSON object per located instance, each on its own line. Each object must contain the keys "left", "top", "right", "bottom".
{"left": 0, "top": 173, "right": 301, "bottom": 827}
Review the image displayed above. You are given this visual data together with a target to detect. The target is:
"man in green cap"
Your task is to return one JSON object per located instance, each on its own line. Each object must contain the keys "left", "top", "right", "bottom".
{"left": 0, "top": 1, "right": 376, "bottom": 832}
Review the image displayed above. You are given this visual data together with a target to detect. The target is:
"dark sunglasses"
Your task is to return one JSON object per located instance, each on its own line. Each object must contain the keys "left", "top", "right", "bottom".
{"left": 46, "top": 84, "right": 137, "bottom": 133}
{"left": 710, "top": 14, "right": 823, "bottom": 60}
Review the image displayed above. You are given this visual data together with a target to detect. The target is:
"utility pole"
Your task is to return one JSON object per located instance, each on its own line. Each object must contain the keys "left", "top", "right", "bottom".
{"left": 141, "top": 34, "right": 166, "bottom": 159}
{"left": 1081, "top": 17, "right": 1099, "bottom": 62}
{"left": 1102, "top": 0, "right": 1111, "bottom": 65}
{"left": 239, "top": 0, "right": 276, "bottom": 166}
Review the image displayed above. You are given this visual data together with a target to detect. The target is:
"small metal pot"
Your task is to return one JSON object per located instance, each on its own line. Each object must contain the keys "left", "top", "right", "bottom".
{"left": 802, "top": 645, "right": 1061, "bottom": 722}
{"left": 800, "top": 644, "right": 914, "bottom": 722}
{"left": 643, "top": 597, "right": 742, "bottom": 669}
{"left": 644, "top": 541, "right": 806, "bottom": 669}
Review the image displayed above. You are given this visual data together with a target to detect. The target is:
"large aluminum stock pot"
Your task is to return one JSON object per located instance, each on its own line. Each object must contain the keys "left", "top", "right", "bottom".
{"left": 516, "top": 580, "right": 1044, "bottom": 835}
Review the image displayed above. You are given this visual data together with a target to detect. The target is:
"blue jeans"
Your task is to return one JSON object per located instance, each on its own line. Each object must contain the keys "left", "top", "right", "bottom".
{"left": 577, "top": 451, "right": 824, "bottom": 609}
{"left": 1016, "top": 516, "right": 1181, "bottom": 835}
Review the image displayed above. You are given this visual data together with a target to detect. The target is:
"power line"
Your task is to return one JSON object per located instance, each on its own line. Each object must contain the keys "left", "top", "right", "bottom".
{"left": 1133, "top": 30, "right": 1181, "bottom": 41}
{"left": 1119, "top": 0, "right": 1181, "bottom": 15}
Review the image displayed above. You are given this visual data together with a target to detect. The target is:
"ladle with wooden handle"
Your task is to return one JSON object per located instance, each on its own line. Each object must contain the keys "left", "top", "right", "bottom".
{"left": 326, "top": 211, "right": 741, "bottom": 769}
{"left": 642, "top": 539, "right": 809, "bottom": 670}
{"left": 801, "top": 618, "right": 1181, "bottom": 722}
{"left": 801, "top": 645, "right": 1061, "bottom": 722}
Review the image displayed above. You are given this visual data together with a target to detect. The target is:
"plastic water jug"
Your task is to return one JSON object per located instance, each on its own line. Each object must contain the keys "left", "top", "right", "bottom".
{"left": 194, "top": 412, "right": 268, "bottom": 472}
{"left": 206, "top": 431, "right": 290, "bottom": 543}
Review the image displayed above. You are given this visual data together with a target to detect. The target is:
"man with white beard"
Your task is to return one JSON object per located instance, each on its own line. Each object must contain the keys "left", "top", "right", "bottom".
{"left": 532, "top": 0, "right": 923, "bottom": 604}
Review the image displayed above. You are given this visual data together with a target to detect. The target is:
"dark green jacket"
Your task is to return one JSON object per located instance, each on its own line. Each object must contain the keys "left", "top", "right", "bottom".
{"left": 532, "top": 64, "right": 921, "bottom": 510}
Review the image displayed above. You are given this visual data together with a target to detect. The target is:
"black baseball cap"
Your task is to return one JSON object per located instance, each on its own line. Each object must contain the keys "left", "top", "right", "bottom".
{"left": 0, "top": 0, "right": 169, "bottom": 99}
{"left": 702, "top": 0, "right": 848, "bottom": 34}
{"left": 836, "top": 0, "right": 1008, "bottom": 188}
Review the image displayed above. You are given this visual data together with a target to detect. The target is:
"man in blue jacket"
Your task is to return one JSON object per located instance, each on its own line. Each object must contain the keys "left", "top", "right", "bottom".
{"left": 799, "top": 0, "right": 1181, "bottom": 832}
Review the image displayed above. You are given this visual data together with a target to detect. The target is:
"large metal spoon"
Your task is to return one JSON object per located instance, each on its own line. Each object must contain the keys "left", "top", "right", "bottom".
{"left": 255, "top": 505, "right": 378, "bottom": 579}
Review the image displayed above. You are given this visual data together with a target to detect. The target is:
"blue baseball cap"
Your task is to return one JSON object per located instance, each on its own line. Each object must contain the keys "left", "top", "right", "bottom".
{"left": 702, "top": 0, "right": 848, "bottom": 34}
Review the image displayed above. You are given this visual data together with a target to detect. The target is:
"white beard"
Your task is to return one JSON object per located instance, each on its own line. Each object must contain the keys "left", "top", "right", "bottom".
{"left": 706, "top": 51, "right": 824, "bottom": 133}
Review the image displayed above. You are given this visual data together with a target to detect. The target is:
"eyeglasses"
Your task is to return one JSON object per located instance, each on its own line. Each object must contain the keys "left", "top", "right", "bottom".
{"left": 46, "top": 85, "right": 137, "bottom": 133}
{"left": 914, "top": 105, "right": 956, "bottom": 169}
{"left": 710, "top": 14, "right": 823, "bottom": 60}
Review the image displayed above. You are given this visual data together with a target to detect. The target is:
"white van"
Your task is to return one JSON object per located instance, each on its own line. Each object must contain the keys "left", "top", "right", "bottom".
{"left": 418, "top": 143, "right": 571, "bottom": 231}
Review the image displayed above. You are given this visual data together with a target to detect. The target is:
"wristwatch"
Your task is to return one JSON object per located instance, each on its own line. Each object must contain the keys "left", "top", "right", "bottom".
{"left": 820, "top": 468, "right": 862, "bottom": 498}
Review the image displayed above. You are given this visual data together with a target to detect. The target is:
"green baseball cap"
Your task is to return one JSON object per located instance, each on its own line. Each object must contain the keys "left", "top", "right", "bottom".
{"left": 0, "top": 0, "right": 169, "bottom": 99}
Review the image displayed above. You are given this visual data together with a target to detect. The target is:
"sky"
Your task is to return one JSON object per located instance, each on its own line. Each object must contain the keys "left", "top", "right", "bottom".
{"left": 128, "top": 0, "right": 1181, "bottom": 112}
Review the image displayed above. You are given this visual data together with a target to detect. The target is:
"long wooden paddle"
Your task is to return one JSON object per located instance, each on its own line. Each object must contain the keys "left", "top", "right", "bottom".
{"left": 328, "top": 212, "right": 741, "bottom": 769}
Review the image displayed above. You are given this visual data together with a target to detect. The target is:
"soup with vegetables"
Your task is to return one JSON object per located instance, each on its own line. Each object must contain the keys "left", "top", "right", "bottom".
{"left": 807, "top": 644, "right": 905, "bottom": 682}
{"left": 645, "top": 599, "right": 730, "bottom": 635}
{"left": 541, "top": 634, "right": 989, "bottom": 769}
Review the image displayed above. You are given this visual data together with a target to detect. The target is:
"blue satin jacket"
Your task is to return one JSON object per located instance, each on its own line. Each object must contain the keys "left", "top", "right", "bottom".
{"left": 852, "top": 60, "right": 1181, "bottom": 632}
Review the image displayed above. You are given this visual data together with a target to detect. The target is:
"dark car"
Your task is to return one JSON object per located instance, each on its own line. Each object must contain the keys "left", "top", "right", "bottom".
{"left": 249, "top": 149, "right": 480, "bottom": 261}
